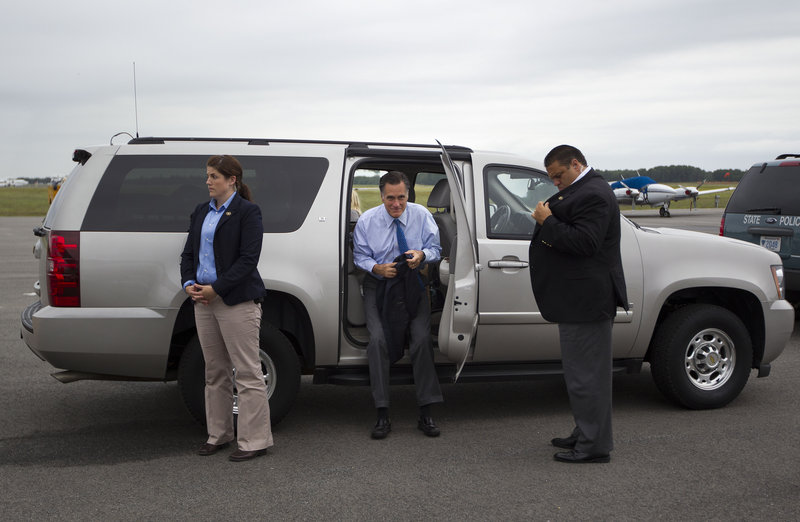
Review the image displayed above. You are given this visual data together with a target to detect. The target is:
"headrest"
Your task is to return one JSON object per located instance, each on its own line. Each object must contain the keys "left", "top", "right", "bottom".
{"left": 427, "top": 179, "right": 451, "bottom": 209}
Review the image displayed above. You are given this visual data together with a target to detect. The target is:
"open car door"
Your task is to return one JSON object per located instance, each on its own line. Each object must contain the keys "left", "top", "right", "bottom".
{"left": 436, "top": 141, "right": 479, "bottom": 381}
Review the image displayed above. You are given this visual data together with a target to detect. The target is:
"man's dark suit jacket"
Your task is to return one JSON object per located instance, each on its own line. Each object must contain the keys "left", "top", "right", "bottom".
{"left": 180, "top": 194, "right": 267, "bottom": 306}
{"left": 374, "top": 255, "right": 424, "bottom": 364}
{"left": 529, "top": 169, "right": 627, "bottom": 323}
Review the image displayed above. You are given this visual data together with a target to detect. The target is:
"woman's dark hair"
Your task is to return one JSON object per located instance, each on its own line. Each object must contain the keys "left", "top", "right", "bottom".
{"left": 206, "top": 155, "right": 253, "bottom": 201}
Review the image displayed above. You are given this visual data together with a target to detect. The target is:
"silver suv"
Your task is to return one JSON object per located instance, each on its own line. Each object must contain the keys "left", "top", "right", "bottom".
{"left": 20, "top": 137, "right": 795, "bottom": 424}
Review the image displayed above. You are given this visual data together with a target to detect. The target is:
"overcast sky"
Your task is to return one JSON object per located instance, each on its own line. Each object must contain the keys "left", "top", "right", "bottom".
{"left": 2, "top": 0, "right": 799, "bottom": 178}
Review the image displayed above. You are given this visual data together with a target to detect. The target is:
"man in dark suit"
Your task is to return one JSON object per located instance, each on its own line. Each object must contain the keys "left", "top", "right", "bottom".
{"left": 529, "top": 145, "right": 627, "bottom": 463}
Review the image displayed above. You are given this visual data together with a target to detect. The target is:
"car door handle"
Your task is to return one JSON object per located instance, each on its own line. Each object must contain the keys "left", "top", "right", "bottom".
{"left": 488, "top": 260, "right": 529, "bottom": 269}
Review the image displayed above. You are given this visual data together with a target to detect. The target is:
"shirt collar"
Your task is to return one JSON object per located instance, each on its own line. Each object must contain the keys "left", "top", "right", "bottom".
{"left": 573, "top": 165, "right": 592, "bottom": 184}
{"left": 381, "top": 205, "right": 407, "bottom": 227}
{"left": 210, "top": 191, "right": 237, "bottom": 212}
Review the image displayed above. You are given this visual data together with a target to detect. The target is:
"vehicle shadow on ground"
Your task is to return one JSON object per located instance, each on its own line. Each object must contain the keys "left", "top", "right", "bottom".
{"left": 0, "top": 383, "right": 203, "bottom": 468}
{"left": 0, "top": 368, "right": 671, "bottom": 467}
{"left": 276, "top": 368, "right": 672, "bottom": 435}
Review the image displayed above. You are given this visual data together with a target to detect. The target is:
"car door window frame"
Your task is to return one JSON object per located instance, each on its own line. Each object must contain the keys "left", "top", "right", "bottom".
{"left": 483, "top": 164, "right": 556, "bottom": 240}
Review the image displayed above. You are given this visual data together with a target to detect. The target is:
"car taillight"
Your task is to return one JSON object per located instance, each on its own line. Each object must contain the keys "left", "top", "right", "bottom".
{"left": 719, "top": 214, "right": 725, "bottom": 236}
{"left": 47, "top": 231, "right": 80, "bottom": 307}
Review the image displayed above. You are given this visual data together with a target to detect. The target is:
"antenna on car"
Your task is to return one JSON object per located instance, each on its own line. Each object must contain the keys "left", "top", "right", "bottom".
{"left": 133, "top": 61, "right": 140, "bottom": 138}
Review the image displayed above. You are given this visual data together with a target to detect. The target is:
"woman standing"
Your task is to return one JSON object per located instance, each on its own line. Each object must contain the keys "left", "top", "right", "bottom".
{"left": 180, "top": 154, "right": 272, "bottom": 462}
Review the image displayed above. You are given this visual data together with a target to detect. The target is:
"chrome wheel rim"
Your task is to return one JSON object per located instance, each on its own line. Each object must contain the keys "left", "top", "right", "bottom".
{"left": 233, "top": 349, "right": 276, "bottom": 415}
{"left": 684, "top": 328, "right": 736, "bottom": 390}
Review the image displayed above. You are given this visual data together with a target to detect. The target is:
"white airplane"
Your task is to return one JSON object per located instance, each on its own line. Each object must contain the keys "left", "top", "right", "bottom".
{"left": 0, "top": 178, "right": 29, "bottom": 187}
{"left": 610, "top": 175, "right": 735, "bottom": 217}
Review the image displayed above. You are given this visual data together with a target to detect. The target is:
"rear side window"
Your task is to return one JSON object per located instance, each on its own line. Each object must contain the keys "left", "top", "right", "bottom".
{"left": 726, "top": 165, "right": 800, "bottom": 216}
{"left": 82, "top": 155, "right": 328, "bottom": 232}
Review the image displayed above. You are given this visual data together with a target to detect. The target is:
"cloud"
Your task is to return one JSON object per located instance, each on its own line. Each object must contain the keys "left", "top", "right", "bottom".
{"left": 1, "top": 0, "right": 799, "bottom": 177}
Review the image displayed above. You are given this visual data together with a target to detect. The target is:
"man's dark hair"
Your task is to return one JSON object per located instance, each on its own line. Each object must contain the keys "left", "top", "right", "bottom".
{"left": 544, "top": 145, "right": 587, "bottom": 168}
{"left": 379, "top": 171, "right": 410, "bottom": 194}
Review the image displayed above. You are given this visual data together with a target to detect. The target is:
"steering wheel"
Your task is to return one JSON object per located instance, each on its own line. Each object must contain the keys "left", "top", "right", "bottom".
{"left": 490, "top": 205, "right": 511, "bottom": 233}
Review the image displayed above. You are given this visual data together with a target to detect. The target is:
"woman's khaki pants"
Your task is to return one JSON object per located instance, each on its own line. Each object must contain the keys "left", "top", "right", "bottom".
{"left": 194, "top": 298, "right": 273, "bottom": 451}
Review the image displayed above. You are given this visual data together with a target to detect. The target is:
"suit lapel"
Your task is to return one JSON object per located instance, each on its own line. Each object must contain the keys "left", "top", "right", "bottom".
{"left": 215, "top": 193, "right": 240, "bottom": 231}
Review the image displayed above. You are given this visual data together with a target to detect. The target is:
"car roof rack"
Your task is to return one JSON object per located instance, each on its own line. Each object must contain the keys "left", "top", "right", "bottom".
{"left": 127, "top": 136, "right": 472, "bottom": 153}
{"left": 775, "top": 153, "right": 800, "bottom": 159}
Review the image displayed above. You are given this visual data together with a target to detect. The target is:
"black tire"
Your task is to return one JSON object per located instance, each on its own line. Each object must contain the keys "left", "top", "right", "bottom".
{"left": 649, "top": 304, "right": 752, "bottom": 409}
{"left": 177, "top": 322, "right": 301, "bottom": 426}
{"left": 177, "top": 335, "right": 206, "bottom": 424}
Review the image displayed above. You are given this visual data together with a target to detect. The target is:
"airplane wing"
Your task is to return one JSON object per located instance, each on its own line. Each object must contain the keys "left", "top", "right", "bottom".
{"left": 696, "top": 187, "right": 735, "bottom": 196}
{"left": 670, "top": 186, "right": 735, "bottom": 201}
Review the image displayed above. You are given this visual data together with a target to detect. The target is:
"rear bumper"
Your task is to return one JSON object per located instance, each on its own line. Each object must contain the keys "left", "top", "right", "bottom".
{"left": 20, "top": 301, "right": 44, "bottom": 360}
{"left": 20, "top": 301, "right": 175, "bottom": 379}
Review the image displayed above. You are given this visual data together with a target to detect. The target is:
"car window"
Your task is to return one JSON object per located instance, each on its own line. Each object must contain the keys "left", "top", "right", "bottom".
{"left": 351, "top": 169, "right": 446, "bottom": 213}
{"left": 417, "top": 171, "right": 446, "bottom": 212}
{"left": 726, "top": 165, "right": 800, "bottom": 215}
{"left": 484, "top": 165, "right": 556, "bottom": 239}
{"left": 82, "top": 155, "right": 328, "bottom": 232}
{"left": 352, "top": 169, "right": 384, "bottom": 213}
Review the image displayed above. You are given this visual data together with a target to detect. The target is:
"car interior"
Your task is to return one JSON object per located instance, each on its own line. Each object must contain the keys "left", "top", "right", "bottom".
{"left": 343, "top": 161, "right": 450, "bottom": 347}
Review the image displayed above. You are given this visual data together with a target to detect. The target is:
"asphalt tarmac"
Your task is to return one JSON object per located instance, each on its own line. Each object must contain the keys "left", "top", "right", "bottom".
{"left": 622, "top": 207, "right": 725, "bottom": 234}
{"left": 1, "top": 214, "right": 798, "bottom": 520}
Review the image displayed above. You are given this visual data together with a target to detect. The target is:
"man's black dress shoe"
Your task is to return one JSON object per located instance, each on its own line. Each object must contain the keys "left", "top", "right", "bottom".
{"left": 197, "top": 442, "right": 230, "bottom": 456}
{"left": 417, "top": 416, "right": 441, "bottom": 437}
{"left": 554, "top": 450, "right": 610, "bottom": 464}
{"left": 228, "top": 448, "right": 267, "bottom": 462}
{"left": 551, "top": 435, "right": 578, "bottom": 449}
{"left": 371, "top": 418, "right": 391, "bottom": 439}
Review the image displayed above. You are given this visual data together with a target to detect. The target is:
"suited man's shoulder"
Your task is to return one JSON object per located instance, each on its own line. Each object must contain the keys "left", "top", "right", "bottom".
{"left": 574, "top": 171, "right": 615, "bottom": 197}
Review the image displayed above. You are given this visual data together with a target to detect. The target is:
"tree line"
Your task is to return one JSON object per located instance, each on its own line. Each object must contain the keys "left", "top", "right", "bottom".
{"left": 355, "top": 166, "right": 745, "bottom": 186}
{"left": 596, "top": 165, "right": 744, "bottom": 183}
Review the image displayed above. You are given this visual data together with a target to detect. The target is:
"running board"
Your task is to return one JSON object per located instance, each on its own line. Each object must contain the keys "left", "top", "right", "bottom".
{"left": 314, "top": 359, "right": 643, "bottom": 386}
{"left": 51, "top": 370, "right": 167, "bottom": 384}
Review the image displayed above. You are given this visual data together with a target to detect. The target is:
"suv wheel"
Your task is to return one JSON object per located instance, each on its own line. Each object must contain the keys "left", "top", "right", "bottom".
{"left": 178, "top": 323, "right": 301, "bottom": 426}
{"left": 649, "top": 304, "right": 752, "bottom": 409}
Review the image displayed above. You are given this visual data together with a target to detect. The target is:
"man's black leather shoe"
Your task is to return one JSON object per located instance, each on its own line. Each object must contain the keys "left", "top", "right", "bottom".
{"left": 228, "top": 448, "right": 267, "bottom": 462}
{"left": 197, "top": 442, "right": 230, "bottom": 456}
{"left": 371, "top": 418, "right": 391, "bottom": 439}
{"left": 551, "top": 435, "right": 578, "bottom": 449}
{"left": 417, "top": 416, "right": 441, "bottom": 437}
{"left": 554, "top": 450, "right": 610, "bottom": 464}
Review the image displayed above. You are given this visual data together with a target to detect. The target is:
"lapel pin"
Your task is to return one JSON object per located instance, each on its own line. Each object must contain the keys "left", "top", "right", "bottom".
{"left": 225, "top": 212, "right": 232, "bottom": 216}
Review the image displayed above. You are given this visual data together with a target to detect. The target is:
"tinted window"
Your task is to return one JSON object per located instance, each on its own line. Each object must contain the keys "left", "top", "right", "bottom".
{"left": 82, "top": 155, "right": 328, "bottom": 232}
{"left": 484, "top": 165, "right": 556, "bottom": 239}
{"left": 726, "top": 165, "right": 800, "bottom": 215}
